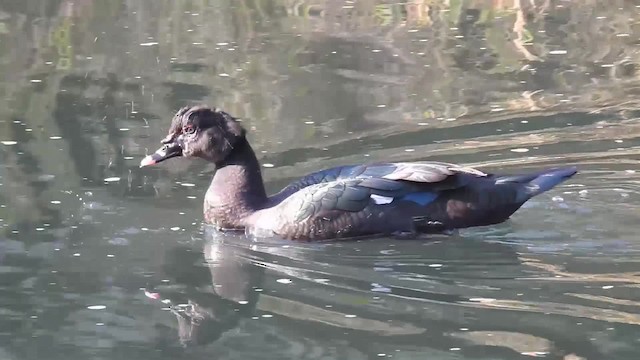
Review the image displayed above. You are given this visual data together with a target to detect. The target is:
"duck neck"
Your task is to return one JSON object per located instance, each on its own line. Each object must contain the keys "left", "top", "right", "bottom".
{"left": 204, "top": 138, "right": 268, "bottom": 228}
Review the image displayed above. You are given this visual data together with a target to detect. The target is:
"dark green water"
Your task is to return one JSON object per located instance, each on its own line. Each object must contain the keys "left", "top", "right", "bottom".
{"left": 1, "top": 1, "right": 640, "bottom": 359}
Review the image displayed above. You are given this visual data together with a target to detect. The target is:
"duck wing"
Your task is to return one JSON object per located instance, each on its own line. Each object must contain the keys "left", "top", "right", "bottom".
{"left": 271, "top": 161, "right": 487, "bottom": 203}
{"left": 287, "top": 177, "right": 415, "bottom": 222}
{"left": 266, "top": 162, "right": 487, "bottom": 239}
{"left": 374, "top": 162, "right": 487, "bottom": 188}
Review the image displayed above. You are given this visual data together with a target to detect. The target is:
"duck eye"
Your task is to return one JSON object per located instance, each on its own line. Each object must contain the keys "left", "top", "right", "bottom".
{"left": 183, "top": 125, "right": 196, "bottom": 134}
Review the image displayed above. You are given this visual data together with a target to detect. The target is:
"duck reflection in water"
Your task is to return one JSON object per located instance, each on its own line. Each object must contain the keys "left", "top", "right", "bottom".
{"left": 141, "top": 227, "right": 604, "bottom": 359}
{"left": 144, "top": 229, "right": 262, "bottom": 347}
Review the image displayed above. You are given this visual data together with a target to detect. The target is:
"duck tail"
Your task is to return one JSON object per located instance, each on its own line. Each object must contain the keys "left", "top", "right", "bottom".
{"left": 523, "top": 166, "right": 578, "bottom": 197}
{"left": 495, "top": 166, "right": 577, "bottom": 200}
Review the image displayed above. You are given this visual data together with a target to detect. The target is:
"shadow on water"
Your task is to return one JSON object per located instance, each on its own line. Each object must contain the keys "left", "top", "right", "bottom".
{"left": 1, "top": 0, "right": 640, "bottom": 359}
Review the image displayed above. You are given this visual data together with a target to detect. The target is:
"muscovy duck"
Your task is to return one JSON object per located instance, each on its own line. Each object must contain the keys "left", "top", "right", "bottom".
{"left": 140, "top": 106, "right": 577, "bottom": 241}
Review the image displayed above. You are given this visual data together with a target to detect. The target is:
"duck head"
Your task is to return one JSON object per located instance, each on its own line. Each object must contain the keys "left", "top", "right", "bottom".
{"left": 140, "top": 106, "right": 246, "bottom": 167}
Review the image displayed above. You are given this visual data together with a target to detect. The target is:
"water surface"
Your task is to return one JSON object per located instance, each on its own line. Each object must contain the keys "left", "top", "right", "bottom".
{"left": 1, "top": 1, "right": 640, "bottom": 359}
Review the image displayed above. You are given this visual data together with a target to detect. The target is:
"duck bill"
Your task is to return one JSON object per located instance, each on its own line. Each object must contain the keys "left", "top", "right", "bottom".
{"left": 140, "top": 141, "right": 183, "bottom": 167}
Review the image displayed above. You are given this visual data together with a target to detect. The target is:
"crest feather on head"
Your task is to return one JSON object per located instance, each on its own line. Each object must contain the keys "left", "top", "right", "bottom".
{"left": 167, "top": 105, "right": 246, "bottom": 163}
